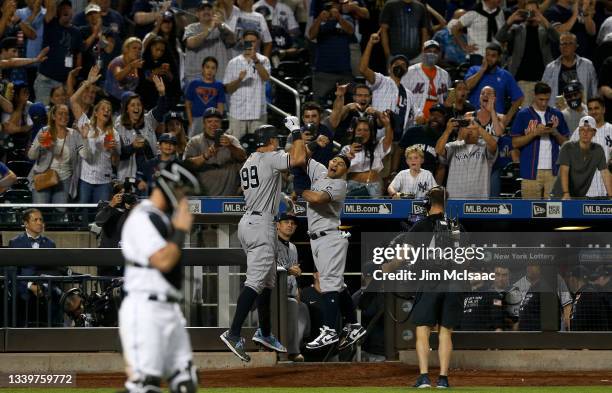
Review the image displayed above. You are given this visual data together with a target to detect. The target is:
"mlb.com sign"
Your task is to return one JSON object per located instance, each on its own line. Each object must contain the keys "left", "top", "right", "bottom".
{"left": 463, "top": 203, "right": 512, "bottom": 215}
{"left": 344, "top": 203, "right": 392, "bottom": 215}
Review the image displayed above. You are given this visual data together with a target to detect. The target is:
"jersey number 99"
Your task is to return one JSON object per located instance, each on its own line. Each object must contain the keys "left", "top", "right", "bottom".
{"left": 241, "top": 166, "right": 260, "bottom": 189}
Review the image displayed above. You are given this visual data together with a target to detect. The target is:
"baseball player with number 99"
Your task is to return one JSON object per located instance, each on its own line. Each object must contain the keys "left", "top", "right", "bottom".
{"left": 221, "top": 117, "right": 307, "bottom": 362}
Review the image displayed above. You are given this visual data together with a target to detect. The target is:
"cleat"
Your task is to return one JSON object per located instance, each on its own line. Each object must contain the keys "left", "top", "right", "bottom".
{"left": 252, "top": 328, "right": 287, "bottom": 353}
{"left": 220, "top": 330, "right": 251, "bottom": 362}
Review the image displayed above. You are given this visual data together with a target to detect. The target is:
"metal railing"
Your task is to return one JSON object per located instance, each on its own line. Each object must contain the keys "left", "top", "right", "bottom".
{"left": 269, "top": 76, "right": 301, "bottom": 118}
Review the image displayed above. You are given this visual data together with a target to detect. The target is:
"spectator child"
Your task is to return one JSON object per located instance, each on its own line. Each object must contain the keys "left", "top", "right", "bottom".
{"left": 388, "top": 146, "right": 437, "bottom": 198}
{"left": 185, "top": 56, "right": 226, "bottom": 137}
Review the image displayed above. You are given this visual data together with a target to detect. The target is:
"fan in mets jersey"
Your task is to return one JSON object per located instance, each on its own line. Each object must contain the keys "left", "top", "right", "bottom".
{"left": 221, "top": 117, "right": 307, "bottom": 362}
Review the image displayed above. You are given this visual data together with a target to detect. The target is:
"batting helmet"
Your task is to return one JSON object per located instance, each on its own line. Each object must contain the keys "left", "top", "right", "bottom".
{"left": 254, "top": 124, "right": 278, "bottom": 147}
{"left": 156, "top": 160, "right": 201, "bottom": 211}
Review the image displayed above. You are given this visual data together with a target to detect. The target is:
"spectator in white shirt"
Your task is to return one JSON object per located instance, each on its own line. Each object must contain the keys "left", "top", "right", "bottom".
{"left": 234, "top": 0, "right": 273, "bottom": 58}
{"left": 341, "top": 112, "right": 393, "bottom": 197}
{"left": 452, "top": 0, "right": 505, "bottom": 65}
{"left": 253, "top": 0, "right": 300, "bottom": 37}
{"left": 70, "top": 65, "right": 119, "bottom": 203}
{"left": 223, "top": 30, "right": 271, "bottom": 140}
{"left": 388, "top": 146, "right": 436, "bottom": 198}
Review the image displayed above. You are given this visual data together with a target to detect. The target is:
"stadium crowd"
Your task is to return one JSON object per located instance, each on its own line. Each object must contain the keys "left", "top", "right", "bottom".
{"left": 0, "top": 0, "right": 611, "bottom": 201}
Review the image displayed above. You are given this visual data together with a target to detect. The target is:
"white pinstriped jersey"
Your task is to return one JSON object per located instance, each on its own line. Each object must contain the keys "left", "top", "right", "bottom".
{"left": 570, "top": 122, "right": 612, "bottom": 196}
{"left": 223, "top": 53, "right": 271, "bottom": 120}
{"left": 389, "top": 168, "right": 437, "bottom": 198}
{"left": 368, "top": 72, "right": 418, "bottom": 134}
{"left": 400, "top": 64, "right": 451, "bottom": 114}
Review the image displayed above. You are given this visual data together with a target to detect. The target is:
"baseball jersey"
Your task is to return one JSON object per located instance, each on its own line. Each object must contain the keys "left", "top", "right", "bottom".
{"left": 389, "top": 168, "right": 436, "bottom": 198}
{"left": 570, "top": 122, "right": 612, "bottom": 197}
{"left": 305, "top": 160, "right": 347, "bottom": 233}
{"left": 277, "top": 237, "right": 299, "bottom": 298}
{"left": 400, "top": 64, "right": 450, "bottom": 115}
{"left": 444, "top": 139, "right": 497, "bottom": 198}
{"left": 121, "top": 200, "right": 182, "bottom": 298}
{"left": 241, "top": 150, "right": 290, "bottom": 215}
{"left": 368, "top": 72, "right": 417, "bottom": 136}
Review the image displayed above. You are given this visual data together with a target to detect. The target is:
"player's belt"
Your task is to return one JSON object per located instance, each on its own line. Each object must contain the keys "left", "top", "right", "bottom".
{"left": 308, "top": 231, "right": 328, "bottom": 240}
{"left": 250, "top": 211, "right": 262, "bottom": 216}
{"left": 148, "top": 294, "right": 181, "bottom": 303}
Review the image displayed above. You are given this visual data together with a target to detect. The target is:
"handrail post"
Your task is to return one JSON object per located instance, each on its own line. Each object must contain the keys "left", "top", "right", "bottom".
{"left": 269, "top": 76, "right": 301, "bottom": 117}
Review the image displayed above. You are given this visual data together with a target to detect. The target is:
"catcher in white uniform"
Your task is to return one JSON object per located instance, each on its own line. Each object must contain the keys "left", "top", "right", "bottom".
{"left": 119, "top": 161, "right": 200, "bottom": 393}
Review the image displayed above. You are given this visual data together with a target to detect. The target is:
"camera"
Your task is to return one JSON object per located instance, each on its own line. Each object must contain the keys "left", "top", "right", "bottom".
{"left": 122, "top": 178, "right": 138, "bottom": 206}
{"left": 354, "top": 135, "right": 364, "bottom": 144}
{"left": 302, "top": 123, "right": 319, "bottom": 140}
{"left": 457, "top": 119, "right": 470, "bottom": 128}
{"left": 545, "top": 122, "right": 554, "bottom": 128}
{"left": 214, "top": 129, "right": 225, "bottom": 146}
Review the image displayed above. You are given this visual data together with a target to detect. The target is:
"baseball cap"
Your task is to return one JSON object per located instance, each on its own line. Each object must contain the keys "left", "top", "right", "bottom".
{"left": 203, "top": 107, "right": 223, "bottom": 119}
{"left": 198, "top": 0, "right": 215, "bottom": 9}
{"left": 255, "top": 6, "right": 272, "bottom": 21}
{"left": 388, "top": 54, "right": 409, "bottom": 67}
{"left": 334, "top": 154, "right": 351, "bottom": 169}
{"left": 85, "top": 3, "right": 101, "bottom": 14}
{"left": 162, "top": 10, "right": 174, "bottom": 21}
{"left": 578, "top": 116, "right": 597, "bottom": 129}
{"left": 278, "top": 213, "right": 298, "bottom": 223}
{"left": 423, "top": 40, "right": 440, "bottom": 50}
{"left": 164, "top": 111, "right": 184, "bottom": 124}
{"left": 563, "top": 80, "right": 583, "bottom": 96}
{"left": 159, "top": 133, "right": 178, "bottom": 144}
{"left": 429, "top": 103, "right": 447, "bottom": 117}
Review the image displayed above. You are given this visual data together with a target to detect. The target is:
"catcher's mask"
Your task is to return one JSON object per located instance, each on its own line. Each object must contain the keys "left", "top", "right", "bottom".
{"left": 155, "top": 160, "right": 201, "bottom": 211}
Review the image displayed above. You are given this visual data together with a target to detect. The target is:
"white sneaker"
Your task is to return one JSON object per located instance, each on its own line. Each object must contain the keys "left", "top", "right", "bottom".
{"left": 338, "top": 323, "right": 366, "bottom": 350}
{"left": 305, "top": 326, "right": 339, "bottom": 349}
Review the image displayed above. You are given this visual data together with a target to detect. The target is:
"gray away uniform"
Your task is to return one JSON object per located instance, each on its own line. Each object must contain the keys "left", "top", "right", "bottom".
{"left": 306, "top": 160, "right": 349, "bottom": 293}
{"left": 239, "top": 150, "right": 291, "bottom": 293}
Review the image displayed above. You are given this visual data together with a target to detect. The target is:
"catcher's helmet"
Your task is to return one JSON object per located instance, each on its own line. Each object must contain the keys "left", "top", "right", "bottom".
{"left": 155, "top": 160, "right": 201, "bottom": 210}
{"left": 254, "top": 124, "right": 278, "bottom": 147}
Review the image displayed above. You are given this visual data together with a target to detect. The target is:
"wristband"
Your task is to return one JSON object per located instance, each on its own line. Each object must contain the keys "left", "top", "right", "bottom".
{"left": 169, "top": 229, "right": 188, "bottom": 247}
{"left": 307, "top": 140, "right": 321, "bottom": 153}
{"left": 291, "top": 129, "right": 302, "bottom": 141}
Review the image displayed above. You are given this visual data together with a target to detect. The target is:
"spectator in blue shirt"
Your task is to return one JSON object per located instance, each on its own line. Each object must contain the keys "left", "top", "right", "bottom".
{"left": 307, "top": 0, "right": 354, "bottom": 104}
{"left": 35, "top": 0, "right": 84, "bottom": 106}
{"left": 185, "top": 56, "right": 226, "bottom": 137}
{"left": 511, "top": 82, "right": 569, "bottom": 199}
{"left": 0, "top": 161, "right": 17, "bottom": 193}
{"left": 15, "top": 0, "right": 46, "bottom": 95}
{"left": 433, "top": 9, "right": 468, "bottom": 67}
{"left": 464, "top": 43, "right": 523, "bottom": 128}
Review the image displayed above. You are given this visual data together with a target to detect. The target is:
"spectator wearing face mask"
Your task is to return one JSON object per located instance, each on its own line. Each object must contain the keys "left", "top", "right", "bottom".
{"left": 401, "top": 40, "right": 450, "bottom": 123}
{"left": 561, "top": 80, "right": 588, "bottom": 133}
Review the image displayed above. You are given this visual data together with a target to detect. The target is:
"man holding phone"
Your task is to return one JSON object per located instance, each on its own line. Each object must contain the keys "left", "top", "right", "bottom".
{"left": 511, "top": 82, "right": 570, "bottom": 199}
{"left": 224, "top": 30, "right": 271, "bottom": 140}
{"left": 184, "top": 107, "right": 248, "bottom": 195}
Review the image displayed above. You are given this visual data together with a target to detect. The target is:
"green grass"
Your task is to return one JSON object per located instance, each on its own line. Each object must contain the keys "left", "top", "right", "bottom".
{"left": 1, "top": 388, "right": 612, "bottom": 393}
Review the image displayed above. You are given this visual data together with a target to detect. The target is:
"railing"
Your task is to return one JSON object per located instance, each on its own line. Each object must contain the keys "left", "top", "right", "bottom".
{"left": 269, "top": 76, "right": 301, "bottom": 118}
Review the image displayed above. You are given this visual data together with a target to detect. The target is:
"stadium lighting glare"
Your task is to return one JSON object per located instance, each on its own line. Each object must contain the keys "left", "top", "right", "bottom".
{"left": 554, "top": 226, "right": 591, "bottom": 231}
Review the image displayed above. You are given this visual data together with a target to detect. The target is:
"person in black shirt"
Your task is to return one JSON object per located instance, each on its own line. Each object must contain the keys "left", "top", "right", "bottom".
{"left": 409, "top": 186, "right": 463, "bottom": 389}
{"left": 398, "top": 104, "right": 446, "bottom": 182}
{"left": 568, "top": 266, "right": 609, "bottom": 331}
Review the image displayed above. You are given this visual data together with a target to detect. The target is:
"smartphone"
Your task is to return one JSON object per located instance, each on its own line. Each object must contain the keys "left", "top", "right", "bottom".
{"left": 244, "top": 41, "right": 253, "bottom": 50}
{"left": 354, "top": 135, "right": 363, "bottom": 144}
{"left": 518, "top": 9, "right": 529, "bottom": 18}
{"left": 545, "top": 122, "right": 554, "bottom": 128}
{"left": 447, "top": 88, "right": 456, "bottom": 104}
{"left": 457, "top": 119, "right": 470, "bottom": 128}
{"left": 214, "top": 129, "right": 225, "bottom": 146}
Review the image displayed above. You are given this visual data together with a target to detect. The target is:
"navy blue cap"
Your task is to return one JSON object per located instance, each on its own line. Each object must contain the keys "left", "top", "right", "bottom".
{"left": 159, "top": 133, "right": 178, "bottom": 144}
{"left": 278, "top": 213, "right": 298, "bottom": 223}
{"left": 198, "top": 0, "right": 214, "bottom": 8}
{"left": 203, "top": 107, "right": 223, "bottom": 119}
{"left": 164, "top": 111, "right": 184, "bottom": 124}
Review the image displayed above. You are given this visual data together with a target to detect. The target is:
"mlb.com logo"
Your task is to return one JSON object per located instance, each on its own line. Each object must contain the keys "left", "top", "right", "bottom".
{"left": 344, "top": 203, "right": 392, "bottom": 214}
{"left": 532, "top": 202, "right": 562, "bottom": 218}
{"left": 223, "top": 202, "right": 248, "bottom": 213}
{"left": 463, "top": 203, "right": 512, "bottom": 215}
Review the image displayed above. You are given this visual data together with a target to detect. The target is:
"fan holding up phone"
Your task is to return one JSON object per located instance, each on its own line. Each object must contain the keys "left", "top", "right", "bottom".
{"left": 183, "top": 107, "right": 248, "bottom": 196}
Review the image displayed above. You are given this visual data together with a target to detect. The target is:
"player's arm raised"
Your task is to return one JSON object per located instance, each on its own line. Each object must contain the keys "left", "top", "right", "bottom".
{"left": 149, "top": 199, "right": 193, "bottom": 272}
{"left": 284, "top": 116, "right": 307, "bottom": 168}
